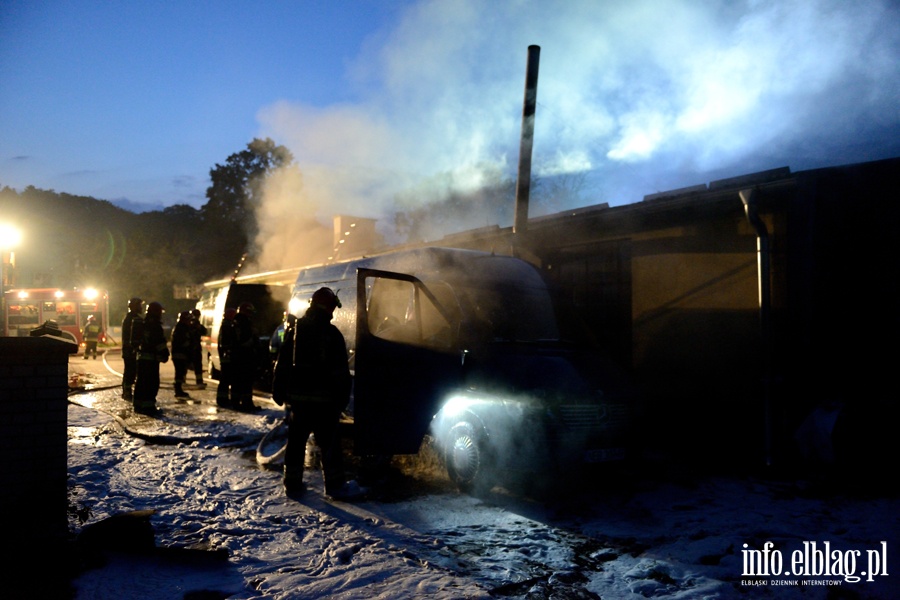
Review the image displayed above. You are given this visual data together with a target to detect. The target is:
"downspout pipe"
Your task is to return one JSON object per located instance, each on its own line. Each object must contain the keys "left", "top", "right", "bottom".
{"left": 740, "top": 188, "right": 773, "bottom": 467}
{"left": 513, "top": 45, "right": 540, "bottom": 236}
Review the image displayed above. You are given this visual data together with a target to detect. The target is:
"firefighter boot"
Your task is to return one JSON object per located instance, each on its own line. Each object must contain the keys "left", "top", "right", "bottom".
{"left": 174, "top": 383, "right": 191, "bottom": 399}
{"left": 216, "top": 386, "right": 232, "bottom": 408}
{"left": 236, "top": 393, "right": 260, "bottom": 412}
{"left": 283, "top": 465, "right": 305, "bottom": 497}
{"left": 134, "top": 400, "right": 158, "bottom": 416}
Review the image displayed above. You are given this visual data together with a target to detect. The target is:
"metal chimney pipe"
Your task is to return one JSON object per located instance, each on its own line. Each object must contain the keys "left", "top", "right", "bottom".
{"left": 514, "top": 45, "right": 540, "bottom": 234}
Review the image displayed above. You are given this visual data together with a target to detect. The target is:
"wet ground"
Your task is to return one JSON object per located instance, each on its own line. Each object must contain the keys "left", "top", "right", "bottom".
{"left": 67, "top": 347, "right": 284, "bottom": 441}
{"left": 65, "top": 348, "right": 900, "bottom": 600}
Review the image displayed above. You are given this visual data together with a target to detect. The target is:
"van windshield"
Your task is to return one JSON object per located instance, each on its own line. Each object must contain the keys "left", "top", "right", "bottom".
{"left": 457, "top": 281, "right": 559, "bottom": 343}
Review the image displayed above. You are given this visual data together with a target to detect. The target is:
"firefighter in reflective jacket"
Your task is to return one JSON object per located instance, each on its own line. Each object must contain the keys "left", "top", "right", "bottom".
{"left": 268, "top": 311, "right": 296, "bottom": 380}
{"left": 133, "top": 301, "right": 169, "bottom": 414}
{"left": 269, "top": 312, "right": 296, "bottom": 358}
{"left": 272, "top": 287, "right": 366, "bottom": 501}
{"left": 81, "top": 315, "right": 103, "bottom": 359}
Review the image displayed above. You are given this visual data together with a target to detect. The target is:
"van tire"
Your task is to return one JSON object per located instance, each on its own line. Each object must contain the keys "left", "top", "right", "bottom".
{"left": 444, "top": 422, "right": 491, "bottom": 494}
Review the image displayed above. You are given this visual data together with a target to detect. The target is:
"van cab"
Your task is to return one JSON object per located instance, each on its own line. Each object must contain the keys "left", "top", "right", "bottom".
{"left": 288, "top": 247, "right": 632, "bottom": 492}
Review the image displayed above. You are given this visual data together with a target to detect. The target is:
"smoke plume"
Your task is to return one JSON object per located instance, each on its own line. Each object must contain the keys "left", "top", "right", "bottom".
{"left": 253, "top": 0, "right": 900, "bottom": 271}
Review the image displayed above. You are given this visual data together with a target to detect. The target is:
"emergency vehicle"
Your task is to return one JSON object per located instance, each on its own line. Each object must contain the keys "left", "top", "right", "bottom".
{"left": 2, "top": 287, "right": 110, "bottom": 347}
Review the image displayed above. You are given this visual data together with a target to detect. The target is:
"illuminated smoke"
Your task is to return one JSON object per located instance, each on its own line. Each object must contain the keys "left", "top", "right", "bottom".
{"left": 249, "top": 164, "right": 331, "bottom": 274}
{"left": 253, "top": 0, "right": 900, "bottom": 270}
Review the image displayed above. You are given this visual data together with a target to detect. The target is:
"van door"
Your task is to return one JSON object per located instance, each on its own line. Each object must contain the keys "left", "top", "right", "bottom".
{"left": 353, "top": 268, "right": 463, "bottom": 455}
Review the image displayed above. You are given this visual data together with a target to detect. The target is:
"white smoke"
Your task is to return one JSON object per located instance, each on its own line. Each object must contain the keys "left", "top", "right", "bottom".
{"left": 254, "top": 0, "right": 900, "bottom": 269}
{"left": 250, "top": 164, "right": 332, "bottom": 274}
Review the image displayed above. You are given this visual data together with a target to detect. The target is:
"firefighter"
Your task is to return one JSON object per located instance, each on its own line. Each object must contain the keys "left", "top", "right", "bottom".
{"left": 268, "top": 311, "right": 296, "bottom": 381}
{"left": 81, "top": 314, "right": 103, "bottom": 359}
{"left": 269, "top": 311, "right": 296, "bottom": 355}
{"left": 171, "top": 310, "right": 193, "bottom": 398}
{"left": 121, "top": 297, "right": 144, "bottom": 401}
{"left": 232, "top": 302, "right": 260, "bottom": 412}
{"left": 215, "top": 307, "right": 237, "bottom": 408}
{"left": 133, "top": 301, "right": 169, "bottom": 415}
{"left": 189, "top": 309, "right": 207, "bottom": 388}
{"left": 272, "top": 287, "right": 367, "bottom": 501}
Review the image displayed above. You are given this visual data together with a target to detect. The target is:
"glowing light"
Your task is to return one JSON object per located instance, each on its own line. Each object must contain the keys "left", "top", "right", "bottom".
{"left": 287, "top": 296, "right": 304, "bottom": 315}
{"left": 54, "top": 290, "right": 64, "bottom": 299}
{"left": 17, "top": 290, "right": 28, "bottom": 299}
{"left": 441, "top": 393, "right": 479, "bottom": 416}
{"left": 0, "top": 223, "right": 22, "bottom": 249}
{"left": 83, "top": 288, "right": 99, "bottom": 300}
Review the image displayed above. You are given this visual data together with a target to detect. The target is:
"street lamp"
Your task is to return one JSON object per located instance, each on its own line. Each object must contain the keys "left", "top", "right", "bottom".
{"left": 0, "top": 223, "right": 23, "bottom": 336}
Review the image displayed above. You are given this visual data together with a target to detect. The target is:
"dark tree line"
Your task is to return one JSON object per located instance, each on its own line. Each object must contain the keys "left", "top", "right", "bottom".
{"left": 0, "top": 138, "right": 291, "bottom": 323}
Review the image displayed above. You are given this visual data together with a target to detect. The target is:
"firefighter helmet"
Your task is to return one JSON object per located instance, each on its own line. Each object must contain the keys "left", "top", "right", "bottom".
{"left": 86, "top": 315, "right": 95, "bottom": 322}
{"left": 128, "top": 297, "right": 143, "bottom": 311}
{"left": 179, "top": 310, "right": 192, "bottom": 321}
{"left": 311, "top": 287, "right": 341, "bottom": 310}
{"left": 147, "top": 301, "right": 164, "bottom": 317}
{"left": 238, "top": 302, "right": 255, "bottom": 314}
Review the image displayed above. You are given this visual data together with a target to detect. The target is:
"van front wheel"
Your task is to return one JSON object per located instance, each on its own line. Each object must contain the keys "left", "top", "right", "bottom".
{"left": 444, "top": 422, "right": 492, "bottom": 494}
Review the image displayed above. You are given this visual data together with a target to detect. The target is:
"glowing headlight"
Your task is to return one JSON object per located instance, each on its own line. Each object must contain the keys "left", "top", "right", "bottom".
{"left": 287, "top": 296, "right": 304, "bottom": 316}
{"left": 441, "top": 393, "right": 478, "bottom": 417}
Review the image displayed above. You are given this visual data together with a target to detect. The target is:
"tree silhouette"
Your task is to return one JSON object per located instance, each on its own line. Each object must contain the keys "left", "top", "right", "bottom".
{"left": 204, "top": 138, "right": 293, "bottom": 228}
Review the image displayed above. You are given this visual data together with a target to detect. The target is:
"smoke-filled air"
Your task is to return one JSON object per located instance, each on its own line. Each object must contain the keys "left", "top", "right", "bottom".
{"left": 250, "top": 0, "right": 899, "bottom": 272}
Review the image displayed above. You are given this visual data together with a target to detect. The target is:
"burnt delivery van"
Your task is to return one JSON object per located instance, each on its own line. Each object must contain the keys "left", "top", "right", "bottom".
{"left": 288, "top": 247, "right": 632, "bottom": 492}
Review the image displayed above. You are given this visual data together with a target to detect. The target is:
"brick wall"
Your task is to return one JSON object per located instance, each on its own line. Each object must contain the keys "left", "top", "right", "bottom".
{"left": 0, "top": 336, "right": 76, "bottom": 547}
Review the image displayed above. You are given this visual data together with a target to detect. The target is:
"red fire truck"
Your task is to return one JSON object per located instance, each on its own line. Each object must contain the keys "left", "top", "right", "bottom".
{"left": 1, "top": 287, "right": 110, "bottom": 346}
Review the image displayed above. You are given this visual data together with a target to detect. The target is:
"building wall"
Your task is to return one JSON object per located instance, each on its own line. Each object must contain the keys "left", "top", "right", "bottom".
{"left": 203, "top": 157, "right": 899, "bottom": 471}
{"left": 521, "top": 196, "right": 777, "bottom": 464}
{"left": 378, "top": 157, "right": 899, "bottom": 469}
